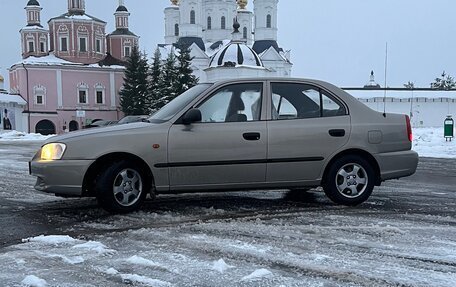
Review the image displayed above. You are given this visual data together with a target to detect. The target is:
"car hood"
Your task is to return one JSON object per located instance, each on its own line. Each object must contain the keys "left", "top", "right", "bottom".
{"left": 44, "top": 122, "right": 154, "bottom": 144}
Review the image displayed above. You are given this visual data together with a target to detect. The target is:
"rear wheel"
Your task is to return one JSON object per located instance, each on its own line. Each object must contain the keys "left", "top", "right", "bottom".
{"left": 96, "top": 160, "right": 149, "bottom": 213}
{"left": 323, "top": 155, "right": 375, "bottom": 206}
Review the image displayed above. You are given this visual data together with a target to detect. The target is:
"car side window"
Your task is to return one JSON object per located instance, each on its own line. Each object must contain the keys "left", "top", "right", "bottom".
{"left": 271, "top": 83, "right": 345, "bottom": 120}
{"left": 198, "top": 83, "right": 263, "bottom": 123}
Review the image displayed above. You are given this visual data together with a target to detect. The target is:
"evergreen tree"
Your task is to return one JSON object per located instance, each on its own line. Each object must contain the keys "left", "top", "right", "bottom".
{"left": 160, "top": 48, "right": 180, "bottom": 104}
{"left": 147, "top": 48, "right": 166, "bottom": 112}
{"left": 119, "top": 46, "right": 149, "bottom": 116}
{"left": 430, "top": 71, "right": 456, "bottom": 90}
{"left": 404, "top": 81, "right": 415, "bottom": 89}
{"left": 175, "top": 44, "right": 199, "bottom": 96}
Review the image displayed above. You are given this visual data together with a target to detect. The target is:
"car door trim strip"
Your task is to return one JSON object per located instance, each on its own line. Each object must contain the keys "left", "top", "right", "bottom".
{"left": 154, "top": 157, "right": 324, "bottom": 168}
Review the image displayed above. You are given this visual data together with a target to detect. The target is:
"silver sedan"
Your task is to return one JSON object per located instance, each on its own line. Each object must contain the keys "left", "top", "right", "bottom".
{"left": 30, "top": 78, "right": 418, "bottom": 213}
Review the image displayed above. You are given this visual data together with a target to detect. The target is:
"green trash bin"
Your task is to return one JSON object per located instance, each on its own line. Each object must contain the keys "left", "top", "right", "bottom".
{"left": 444, "top": 116, "right": 454, "bottom": 141}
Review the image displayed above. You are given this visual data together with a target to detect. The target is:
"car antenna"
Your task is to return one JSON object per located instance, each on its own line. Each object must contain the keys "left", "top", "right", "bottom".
{"left": 383, "top": 42, "right": 388, "bottom": 118}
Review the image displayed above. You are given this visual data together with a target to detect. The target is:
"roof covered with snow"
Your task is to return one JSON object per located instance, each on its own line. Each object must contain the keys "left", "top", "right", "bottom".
{"left": 48, "top": 12, "right": 106, "bottom": 24}
{"left": 0, "top": 93, "right": 26, "bottom": 105}
{"left": 209, "top": 41, "right": 263, "bottom": 68}
{"left": 12, "top": 53, "right": 125, "bottom": 70}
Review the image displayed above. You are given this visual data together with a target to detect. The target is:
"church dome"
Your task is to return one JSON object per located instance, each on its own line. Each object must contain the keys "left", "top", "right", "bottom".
{"left": 209, "top": 42, "right": 263, "bottom": 68}
{"left": 27, "top": 0, "right": 40, "bottom": 6}
{"left": 116, "top": 5, "right": 128, "bottom": 12}
{"left": 0, "top": 74, "right": 4, "bottom": 82}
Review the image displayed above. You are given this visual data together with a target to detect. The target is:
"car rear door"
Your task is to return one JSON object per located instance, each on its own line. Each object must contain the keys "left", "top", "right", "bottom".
{"left": 167, "top": 82, "right": 268, "bottom": 189}
{"left": 266, "top": 81, "right": 351, "bottom": 183}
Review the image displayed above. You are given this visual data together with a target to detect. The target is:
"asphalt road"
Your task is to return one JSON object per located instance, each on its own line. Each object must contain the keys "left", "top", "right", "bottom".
{"left": 0, "top": 141, "right": 455, "bottom": 248}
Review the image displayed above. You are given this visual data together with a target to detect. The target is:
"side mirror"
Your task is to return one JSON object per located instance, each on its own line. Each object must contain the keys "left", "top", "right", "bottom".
{"left": 182, "top": 108, "right": 202, "bottom": 125}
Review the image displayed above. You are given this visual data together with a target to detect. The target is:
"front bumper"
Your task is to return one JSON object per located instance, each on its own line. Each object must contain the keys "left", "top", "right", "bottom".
{"left": 375, "top": 150, "right": 419, "bottom": 181}
{"left": 30, "top": 159, "right": 94, "bottom": 196}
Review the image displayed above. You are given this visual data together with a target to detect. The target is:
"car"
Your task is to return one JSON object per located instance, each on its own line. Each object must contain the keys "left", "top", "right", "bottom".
{"left": 30, "top": 78, "right": 418, "bottom": 213}
{"left": 117, "top": 115, "right": 149, "bottom": 125}
{"left": 85, "top": 120, "right": 118, "bottom": 129}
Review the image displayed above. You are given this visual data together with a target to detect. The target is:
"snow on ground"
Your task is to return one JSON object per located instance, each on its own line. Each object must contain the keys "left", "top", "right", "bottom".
{"left": 0, "top": 142, "right": 455, "bottom": 286}
{"left": 0, "top": 130, "right": 52, "bottom": 142}
{"left": 0, "top": 203, "right": 455, "bottom": 286}
{"left": 413, "top": 127, "right": 456, "bottom": 158}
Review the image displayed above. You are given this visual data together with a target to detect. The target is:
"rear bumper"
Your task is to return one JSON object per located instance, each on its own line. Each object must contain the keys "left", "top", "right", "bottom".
{"left": 375, "top": 150, "right": 419, "bottom": 181}
{"left": 30, "top": 159, "right": 94, "bottom": 196}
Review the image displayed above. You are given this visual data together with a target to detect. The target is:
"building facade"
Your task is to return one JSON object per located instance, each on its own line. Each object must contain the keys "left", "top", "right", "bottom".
{"left": 161, "top": 0, "right": 292, "bottom": 81}
{"left": 9, "top": 0, "right": 139, "bottom": 135}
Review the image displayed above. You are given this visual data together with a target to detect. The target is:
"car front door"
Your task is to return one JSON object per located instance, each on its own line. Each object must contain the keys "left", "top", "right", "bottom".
{"left": 266, "top": 82, "right": 351, "bottom": 183}
{"left": 167, "top": 82, "right": 267, "bottom": 190}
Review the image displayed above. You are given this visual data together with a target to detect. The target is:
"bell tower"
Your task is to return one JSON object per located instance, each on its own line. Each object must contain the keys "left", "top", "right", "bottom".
{"left": 21, "top": 0, "right": 49, "bottom": 58}
{"left": 177, "top": 0, "right": 205, "bottom": 51}
{"left": 252, "top": 0, "right": 279, "bottom": 54}
{"left": 107, "top": 0, "right": 139, "bottom": 60}
{"left": 68, "top": 0, "right": 85, "bottom": 15}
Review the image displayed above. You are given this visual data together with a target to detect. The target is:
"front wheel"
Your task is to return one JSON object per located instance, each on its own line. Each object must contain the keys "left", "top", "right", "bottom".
{"left": 323, "top": 155, "right": 375, "bottom": 206}
{"left": 96, "top": 160, "right": 149, "bottom": 213}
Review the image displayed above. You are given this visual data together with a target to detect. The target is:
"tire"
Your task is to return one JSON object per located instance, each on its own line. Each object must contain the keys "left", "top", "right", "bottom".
{"left": 323, "top": 155, "right": 375, "bottom": 206}
{"left": 96, "top": 160, "right": 149, "bottom": 213}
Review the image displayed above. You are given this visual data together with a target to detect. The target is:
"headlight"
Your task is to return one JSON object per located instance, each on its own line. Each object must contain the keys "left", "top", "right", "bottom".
{"left": 41, "top": 143, "right": 66, "bottom": 160}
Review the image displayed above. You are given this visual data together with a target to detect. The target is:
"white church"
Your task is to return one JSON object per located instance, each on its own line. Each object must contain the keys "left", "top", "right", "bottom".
{"left": 160, "top": 0, "right": 292, "bottom": 82}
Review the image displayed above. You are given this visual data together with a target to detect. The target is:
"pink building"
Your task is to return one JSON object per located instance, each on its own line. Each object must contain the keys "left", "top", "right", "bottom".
{"left": 9, "top": 0, "right": 139, "bottom": 134}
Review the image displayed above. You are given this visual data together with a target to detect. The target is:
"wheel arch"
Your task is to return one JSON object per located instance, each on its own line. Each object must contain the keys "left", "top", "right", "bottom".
{"left": 82, "top": 152, "right": 155, "bottom": 197}
{"left": 322, "top": 149, "right": 381, "bottom": 186}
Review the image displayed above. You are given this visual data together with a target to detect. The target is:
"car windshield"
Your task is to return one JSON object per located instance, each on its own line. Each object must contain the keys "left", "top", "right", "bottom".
{"left": 149, "top": 84, "right": 212, "bottom": 123}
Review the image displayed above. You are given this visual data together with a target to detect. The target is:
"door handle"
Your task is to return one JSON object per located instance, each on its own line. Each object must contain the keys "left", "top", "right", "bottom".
{"left": 329, "top": 129, "right": 346, "bottom": 137}
{"left": 243, "top": 132, "right": 261, "bottom": 141}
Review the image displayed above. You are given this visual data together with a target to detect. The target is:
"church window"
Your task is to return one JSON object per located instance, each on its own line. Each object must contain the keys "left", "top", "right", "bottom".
{"left": 243, "top": 27, "right": 248, "bottom": 39}
{"left": 190, "top": 10, "right": 196, "bottom": 24}
{"left": 266, "top": 14, "right": 272, "bottom": 28}
{"left": 96, "top": 91, "right": 104, "bottom": 104}
{"left": 34, "top": 85, "right": 46, "bottom": 105}
{"left": 36, "top": 95, "right": 43, "bottom": 104}
{"left": 79, "top": 37, "right": 87, "bottom": 52}
{"left": 60, "top": 37, "right": 68, "bottom": 52}
{"left": 94, "top": 84, "right": 105, "bottom": 104}
{"left": 174, "top": 24, "right": 179, "bottom": 36}
{"left": 124, "top": 46, "right": 131, "bottom": 57}
{"left": 207, "top": 16, "right": 212, "bottom": 30}
{"left": 78, "top": 90, "right": 87, "bottom": 104}
{"left": 77, "top": 83, "right": 89, "bottom": 104}
{"left": 40, "top": 42, "right": 45, "bottom": 53}
{"left": 28, "top": 41, "right": 35, "bottom": 53}
{"left": 96, "top": 39, "right": 101, "bottom": 53}
{"left": 221, "top": 16, "right": 226, "bottom": 29}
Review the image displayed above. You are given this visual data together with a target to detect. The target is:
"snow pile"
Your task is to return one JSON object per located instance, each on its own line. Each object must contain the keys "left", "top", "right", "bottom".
{"left": 413, "top": 127, "right": 456, "bottom": 158}
{"left": 212, "top": 258, "right": 234, "bottom": 274}
{"left": 0, "top": 130, "right": 52, "bottom": 141}
{"left": 105, "top": 268, "right": 119, "bottom": 275}
{"left": 72, "top": 241, "right": 116, "bottom": 255}
{"left": 241, "top": 268, "right": 273, "bottom": 281}
{"left": 23, "top": 235, "right": 77, "bottom": 245}
{"left": 120, "top": 274, "right": 172, "bottom": 287}
{"left": 21, "top": 275, "right": 47, "bottom": 287}
{"left": 126, "top": 255, "right": 162, "bottom": 268}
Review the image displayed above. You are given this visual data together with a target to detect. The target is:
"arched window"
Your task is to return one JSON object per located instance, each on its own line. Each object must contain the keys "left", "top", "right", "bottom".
{"left": 266, "top": 14, "right": 272, "bottom": 28}
{"left": 243, "top": 27, "right": 248, "bottom": 39}
{"left": 207, "top": 16, "right": 212, "bottom": 30}
{"left": 221, "top": 16, "right": 226, "bottom": 29}
{"left": 190, "top": 10, "right": 196, "bottom": 24}
{"left": 174, "top": 23, "right": 179, "bottom": 36}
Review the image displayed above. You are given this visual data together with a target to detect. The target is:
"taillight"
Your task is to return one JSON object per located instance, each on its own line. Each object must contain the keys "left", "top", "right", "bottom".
{"left": 405, "top": 115, "right": 412, "bottom": 142}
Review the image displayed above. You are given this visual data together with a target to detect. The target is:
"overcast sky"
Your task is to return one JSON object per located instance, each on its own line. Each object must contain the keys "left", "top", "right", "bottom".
{"left": 1, "top": 0, "right": 456, "bottom": 89}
